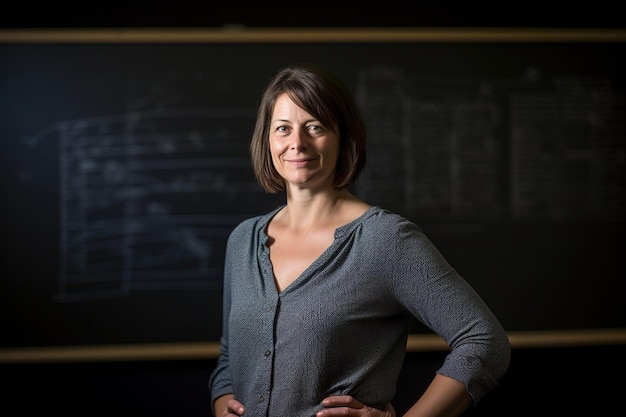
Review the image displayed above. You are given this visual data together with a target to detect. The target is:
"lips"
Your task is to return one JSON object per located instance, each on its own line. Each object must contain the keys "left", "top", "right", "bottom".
{"left": 285, "top": 158, "right": 315, "bottom": 167}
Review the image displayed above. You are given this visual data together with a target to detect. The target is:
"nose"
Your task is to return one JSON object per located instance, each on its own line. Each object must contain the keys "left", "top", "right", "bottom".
{"left": 289, "top": 128, "right": 307, "bottom": 150}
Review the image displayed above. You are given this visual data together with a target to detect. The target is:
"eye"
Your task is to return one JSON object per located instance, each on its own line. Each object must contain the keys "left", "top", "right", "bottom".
{"left": 306, "top": 124, "right": 323, "bottom": 134}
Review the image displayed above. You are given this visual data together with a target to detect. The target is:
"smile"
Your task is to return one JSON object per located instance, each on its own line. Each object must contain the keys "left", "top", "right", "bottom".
{"left": 285, "top": 158, "right": 315, "bottom": 167}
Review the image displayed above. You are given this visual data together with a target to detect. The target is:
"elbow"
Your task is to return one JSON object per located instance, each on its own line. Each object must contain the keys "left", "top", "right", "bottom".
{"left": 497, "top": 331, "right": 512, "bottom": 380}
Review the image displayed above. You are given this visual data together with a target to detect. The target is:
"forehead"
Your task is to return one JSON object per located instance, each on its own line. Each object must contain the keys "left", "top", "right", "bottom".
{"left": 271, "top": 93, "right": 313, "bottom": 119}
{"left": 273, "top": 93, "right": 302, "bottom": 110}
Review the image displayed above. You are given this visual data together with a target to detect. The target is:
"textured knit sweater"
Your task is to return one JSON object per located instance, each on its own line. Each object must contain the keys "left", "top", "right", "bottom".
{"left": 209, "top": 205, "right": 510, "bottom": 417}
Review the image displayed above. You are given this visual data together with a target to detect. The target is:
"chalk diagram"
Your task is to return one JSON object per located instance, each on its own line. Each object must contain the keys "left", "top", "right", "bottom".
{"left": 23, "top": 108, "right": 261, "bottom": 302}
{"left": 354, "top": 67, "right": 625, "bottom": 223}
{"left": 354, "top": 67, "right": 504, "bottom": 220}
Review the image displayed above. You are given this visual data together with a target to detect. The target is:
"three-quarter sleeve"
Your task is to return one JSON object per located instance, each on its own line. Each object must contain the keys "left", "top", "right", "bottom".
{"left": 388, "top": 217, "right": 511, "bottom": 403}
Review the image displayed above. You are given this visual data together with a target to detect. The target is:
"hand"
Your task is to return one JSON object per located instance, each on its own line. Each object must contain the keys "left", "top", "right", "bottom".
{"left": 316, "top": 395, "right": 396, "bottom": 417}
{"left": 215, "top": 398, "right": 245, "bottom": 417}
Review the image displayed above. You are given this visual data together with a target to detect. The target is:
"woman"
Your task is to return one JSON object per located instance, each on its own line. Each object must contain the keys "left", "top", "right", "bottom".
{"left": 209, "top": 63, "right": 510, "bottom": 417}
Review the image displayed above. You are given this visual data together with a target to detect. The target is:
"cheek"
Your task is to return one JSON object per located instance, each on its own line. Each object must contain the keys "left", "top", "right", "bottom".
{"left": 269, "top": 136, "right": 283, "bottom": 155}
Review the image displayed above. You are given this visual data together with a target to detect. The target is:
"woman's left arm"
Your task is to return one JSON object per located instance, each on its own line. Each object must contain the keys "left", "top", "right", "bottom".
{"left": 392, "top": 220, "right": 511, "bottom": 403}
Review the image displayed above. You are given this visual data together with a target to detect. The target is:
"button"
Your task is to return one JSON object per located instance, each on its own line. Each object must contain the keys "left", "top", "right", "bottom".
{"left": 258, "top": 395, "right": 265, "bottom": 402}
{"left": 264, "top": 349, "right": 271, "bottom": 358}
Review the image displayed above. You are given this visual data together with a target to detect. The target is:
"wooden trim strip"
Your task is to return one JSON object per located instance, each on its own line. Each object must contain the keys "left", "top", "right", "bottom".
{"left": 0, "top": 328, "right": 624, "bottom": 363}
{"left": 1, "top": 27, "right": 625, "bottom": 43}
{"left": 407, "top": 327, "right": 626, "bottom": 351}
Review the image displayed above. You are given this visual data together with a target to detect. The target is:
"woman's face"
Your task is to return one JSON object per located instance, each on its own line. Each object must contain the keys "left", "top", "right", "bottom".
{"left": 269, "top": 93, "right": 340, "bottom": 191}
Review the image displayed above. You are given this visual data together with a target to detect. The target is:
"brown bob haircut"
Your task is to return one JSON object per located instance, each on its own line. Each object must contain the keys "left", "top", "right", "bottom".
{"left": 250, "top": 64, "right": 367, "bottom": 194}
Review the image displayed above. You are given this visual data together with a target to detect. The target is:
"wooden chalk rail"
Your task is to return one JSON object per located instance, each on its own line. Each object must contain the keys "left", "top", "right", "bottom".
{"left": 0, "top": 27, "right": 625, "bottom": 43}
{"left": 0, "top": 328, "right": 624, "bottom": 363}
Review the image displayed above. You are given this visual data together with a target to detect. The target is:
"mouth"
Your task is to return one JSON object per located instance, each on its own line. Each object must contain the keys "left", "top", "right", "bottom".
{"left": 285, "top": 158, "right": 315, "bottom": 167}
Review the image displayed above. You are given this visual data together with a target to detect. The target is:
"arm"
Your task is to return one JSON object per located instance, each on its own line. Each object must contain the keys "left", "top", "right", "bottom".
{"left": 209, "top": 231, "right": 238, "bottom": 414}
{"left": 391, "top": 219, "right": 511, "bottom": 404}
{"left": 402, "top": 374, "right": 473, "bottom": 417}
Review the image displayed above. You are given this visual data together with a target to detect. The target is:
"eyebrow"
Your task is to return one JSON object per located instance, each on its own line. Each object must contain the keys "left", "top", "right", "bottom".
{"left": 271, "top": 118, "right": 320, "bottom": 124}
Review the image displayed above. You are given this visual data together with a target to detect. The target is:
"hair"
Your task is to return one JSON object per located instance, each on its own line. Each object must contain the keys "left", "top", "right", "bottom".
{"left": 250, "top": 63, "right": 367, "bottom": 194}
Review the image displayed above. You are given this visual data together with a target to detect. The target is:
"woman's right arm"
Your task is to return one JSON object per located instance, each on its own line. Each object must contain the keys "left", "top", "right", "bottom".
{"left": 210, "top": 230, "right": 238, "bottom": 415}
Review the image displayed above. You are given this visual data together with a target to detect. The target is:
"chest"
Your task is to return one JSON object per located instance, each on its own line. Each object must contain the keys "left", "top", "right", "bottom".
{"left": 268, "top": 229, "right": 335, "bottom": 292}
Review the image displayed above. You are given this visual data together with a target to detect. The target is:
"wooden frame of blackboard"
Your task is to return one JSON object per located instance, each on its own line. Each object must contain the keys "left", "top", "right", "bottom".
{"left": 1, "top": 27, "right": 624, "bottom": 362}
{"left": 1, "top": 27, "right": 626, "bottom": 43}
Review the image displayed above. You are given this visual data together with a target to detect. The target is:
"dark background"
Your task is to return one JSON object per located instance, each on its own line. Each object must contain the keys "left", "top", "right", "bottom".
{"left": 1, "top": 2, "right": 625, "bottom": 416}
{"left": 1, "top": 1, "right": 625, "bottom": 29}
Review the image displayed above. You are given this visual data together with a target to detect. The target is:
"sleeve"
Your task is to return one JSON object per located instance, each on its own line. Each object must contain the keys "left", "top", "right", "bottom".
{"left": 389, "top": 217, "right": 511, "bottom": 404}
{"left": 208, "top": 229, "right": 236, "bottom": 404}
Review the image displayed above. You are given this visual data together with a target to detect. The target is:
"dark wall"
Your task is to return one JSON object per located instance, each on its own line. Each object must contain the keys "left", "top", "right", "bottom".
{"left": 1, "top": 1, "right": 625, "bottom": 28}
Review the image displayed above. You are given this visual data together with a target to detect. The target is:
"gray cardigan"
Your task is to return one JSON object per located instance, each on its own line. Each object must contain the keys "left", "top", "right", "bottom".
{"left": 209, "top": 205, "right": 510, "bottom": 416}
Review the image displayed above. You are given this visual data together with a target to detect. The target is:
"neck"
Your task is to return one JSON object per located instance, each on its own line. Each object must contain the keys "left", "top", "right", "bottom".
{"left": 280, "top": 188, "right": 356, "bottom": 230}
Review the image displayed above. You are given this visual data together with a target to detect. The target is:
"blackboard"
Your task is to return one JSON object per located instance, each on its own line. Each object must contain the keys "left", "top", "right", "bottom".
{"left": 1, "top": 32, "right": 625, "bottom": 350}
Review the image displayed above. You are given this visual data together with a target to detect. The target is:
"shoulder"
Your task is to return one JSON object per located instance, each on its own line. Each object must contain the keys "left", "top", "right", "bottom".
{"left": 360, "top": 207, "right": 445, "bottom": 262}
{"left": 362, "top": 207, "right": 425, "bottom": 240}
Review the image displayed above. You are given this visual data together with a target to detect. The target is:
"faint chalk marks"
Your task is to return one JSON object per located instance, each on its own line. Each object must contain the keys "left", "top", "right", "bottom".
{"left": 23, "top": 107, "right": 259, "bottom": 301}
